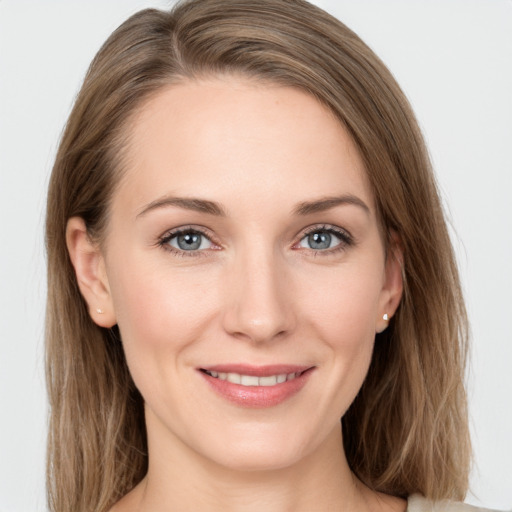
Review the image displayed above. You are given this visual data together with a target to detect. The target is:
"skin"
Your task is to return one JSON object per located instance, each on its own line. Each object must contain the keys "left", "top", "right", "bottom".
{"left": 67, "top": 77, "right": 404, "bottom": 512}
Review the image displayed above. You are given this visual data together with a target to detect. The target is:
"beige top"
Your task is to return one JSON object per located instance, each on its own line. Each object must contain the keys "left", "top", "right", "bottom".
{"left": 407, "top": 494, "right": 507, "bottom": 512}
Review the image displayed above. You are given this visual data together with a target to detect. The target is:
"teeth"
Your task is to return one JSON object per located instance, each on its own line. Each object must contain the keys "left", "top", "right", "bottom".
{"left": 258, "top": 375, "right": 277, "bottom": 386}
{"left": 205, "top": 370, "right": 300, "bottom": 387}
{"left": 226, "top": 372, "right": 241, "bottom": 384}
{"left": 240, "top": 375, "right": 259, "bottom": 386}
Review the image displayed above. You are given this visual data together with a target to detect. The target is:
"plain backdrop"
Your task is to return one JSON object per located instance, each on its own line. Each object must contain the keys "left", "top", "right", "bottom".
{"left": 0, "top": 1, "right": 511, "bottom": 511}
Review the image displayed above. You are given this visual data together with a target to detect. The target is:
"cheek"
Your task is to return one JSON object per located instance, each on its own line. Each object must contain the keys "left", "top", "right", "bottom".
{"left": 297, "top": 262, "right": 383, "bottom": 410}
{"left": 300, "top": 260, "right": 383, "bottom": 340}
{"left": 107, "top": 258, "right": 220, "bottom": 378}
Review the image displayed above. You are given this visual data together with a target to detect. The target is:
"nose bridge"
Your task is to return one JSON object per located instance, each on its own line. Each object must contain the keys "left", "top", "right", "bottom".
{"left": 222, "top": 241, "right": 295, "bottom": 343}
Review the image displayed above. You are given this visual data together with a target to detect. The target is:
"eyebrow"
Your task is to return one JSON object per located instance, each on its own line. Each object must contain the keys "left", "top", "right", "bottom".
{"left": 292, "top": 195, "right": 370, "bottom": 216}
{"left": 136, "top": 193, "right": 370, "bottom": 219}
{"left": 136, "top": 196, "right": 226, "bottom": 218}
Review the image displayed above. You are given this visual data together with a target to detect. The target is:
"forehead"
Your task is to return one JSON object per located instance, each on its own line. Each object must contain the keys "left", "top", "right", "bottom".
{"left": 116, "top": 77, "right": 374, "bottom": 217}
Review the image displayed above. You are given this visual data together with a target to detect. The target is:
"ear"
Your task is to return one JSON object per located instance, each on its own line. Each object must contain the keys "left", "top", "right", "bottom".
{"left": 375, "top": 232, "right": 404, "bottom": 334}
{"left": 66, "top": 217, "right": 117, "bottom": 328}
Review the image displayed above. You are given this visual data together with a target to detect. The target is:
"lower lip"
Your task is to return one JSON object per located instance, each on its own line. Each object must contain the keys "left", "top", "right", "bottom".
{"left": 199, "top": 369, "right": 313, "bottom": 408}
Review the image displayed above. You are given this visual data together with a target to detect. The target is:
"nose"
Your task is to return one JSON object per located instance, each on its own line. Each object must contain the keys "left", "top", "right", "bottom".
{"left": 221, "top": 247, "right": 296, "bottom": 344}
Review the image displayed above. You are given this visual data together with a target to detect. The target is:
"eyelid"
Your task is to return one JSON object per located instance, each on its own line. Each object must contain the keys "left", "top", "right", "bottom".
{"left": 294, "top": 224, "right": 354, "bottom": 252}
{"left": 300, "top": 224, "right": 352, "bottom": 239}
{"left": 157, "top": 225, "right": 221, "bottom": 256}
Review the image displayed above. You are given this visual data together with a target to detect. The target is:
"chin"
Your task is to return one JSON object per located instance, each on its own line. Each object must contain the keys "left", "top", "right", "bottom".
{"left": 193, "top": 422, "right": 323, "bottom": 473}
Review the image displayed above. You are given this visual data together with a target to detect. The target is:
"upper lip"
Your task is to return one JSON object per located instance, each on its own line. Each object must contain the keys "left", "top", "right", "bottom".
{"left": 199, "top": 364, "right": 314, "bottom": 377}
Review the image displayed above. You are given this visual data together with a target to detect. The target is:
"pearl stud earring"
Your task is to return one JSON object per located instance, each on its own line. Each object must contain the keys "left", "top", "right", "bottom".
{"left": 383, "top": 313, "right": 389, "bottom": 321}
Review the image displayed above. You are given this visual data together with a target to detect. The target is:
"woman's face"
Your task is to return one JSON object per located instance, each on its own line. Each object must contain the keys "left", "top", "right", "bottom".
{"left": 94, "top": 78, "right": 402, "bottom": 471}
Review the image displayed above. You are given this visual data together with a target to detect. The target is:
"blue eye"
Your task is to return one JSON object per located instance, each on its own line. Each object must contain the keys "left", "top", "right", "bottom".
{"left": 298, "top": 228, "right": 348, "bottom": 251}
{"left": 167, "top": 230, "right": 213, "bottom": 251}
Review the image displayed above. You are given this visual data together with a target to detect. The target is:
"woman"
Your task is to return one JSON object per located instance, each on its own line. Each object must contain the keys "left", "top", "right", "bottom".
{"left": 45, "top": 0, "right": 492, "bottom": 511}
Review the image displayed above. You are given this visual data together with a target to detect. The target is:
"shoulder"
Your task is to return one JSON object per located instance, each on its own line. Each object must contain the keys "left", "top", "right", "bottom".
{"left": 407, "top": 494, "right": 507, "bottom": 512}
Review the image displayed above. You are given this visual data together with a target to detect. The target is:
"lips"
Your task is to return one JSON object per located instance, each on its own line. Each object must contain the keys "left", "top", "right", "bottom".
{"left": 198, "top": 364, "right": 314, "bottom": 408}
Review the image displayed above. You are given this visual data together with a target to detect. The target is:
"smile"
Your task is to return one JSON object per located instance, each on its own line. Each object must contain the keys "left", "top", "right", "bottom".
{"left": 202, "top": 370, "right": 301, "bottom": 387}
{"left": 199, "top": 365, "right": 314, "bottom": 408}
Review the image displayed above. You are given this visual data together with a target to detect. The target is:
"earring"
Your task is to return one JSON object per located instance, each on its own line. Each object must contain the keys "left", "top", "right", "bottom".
{"left": 376, "top": 313, "right": 390, "bottom": 334}
{"left": 96, "top": 308, "right": 104, "bottom": 314}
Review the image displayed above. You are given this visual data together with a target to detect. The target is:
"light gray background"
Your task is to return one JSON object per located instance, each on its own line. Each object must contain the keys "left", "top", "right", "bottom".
{"left": 1, "top": 1, "right": 511, "bottom": 511}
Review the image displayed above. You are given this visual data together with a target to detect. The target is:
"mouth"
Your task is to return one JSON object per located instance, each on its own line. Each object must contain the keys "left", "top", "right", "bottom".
{"left": 198, "top": 365, "right": 315, "bottom": 407}
{"left": 200, "top": 369, "right": 306, "bottom": 387}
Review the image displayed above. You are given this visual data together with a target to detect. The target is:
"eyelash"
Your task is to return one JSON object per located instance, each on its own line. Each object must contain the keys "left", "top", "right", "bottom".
{"left": 157, "top": 224, "right": 354, "bottom": 257}
{"left": 296, "top": 224, "right": 354, "bottom": 256}
{"left": 157, "top": 226, "right": 218, "bottom": 258}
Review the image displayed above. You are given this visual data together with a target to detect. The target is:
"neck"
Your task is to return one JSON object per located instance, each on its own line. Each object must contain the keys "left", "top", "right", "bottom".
{"left": 119, "top": 411, "right": 396, "bottom": 512}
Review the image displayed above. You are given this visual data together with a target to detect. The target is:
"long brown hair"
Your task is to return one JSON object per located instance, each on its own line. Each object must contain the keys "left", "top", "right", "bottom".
{"left": 45, "top": 1, "right": 470, "bottom": 510}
